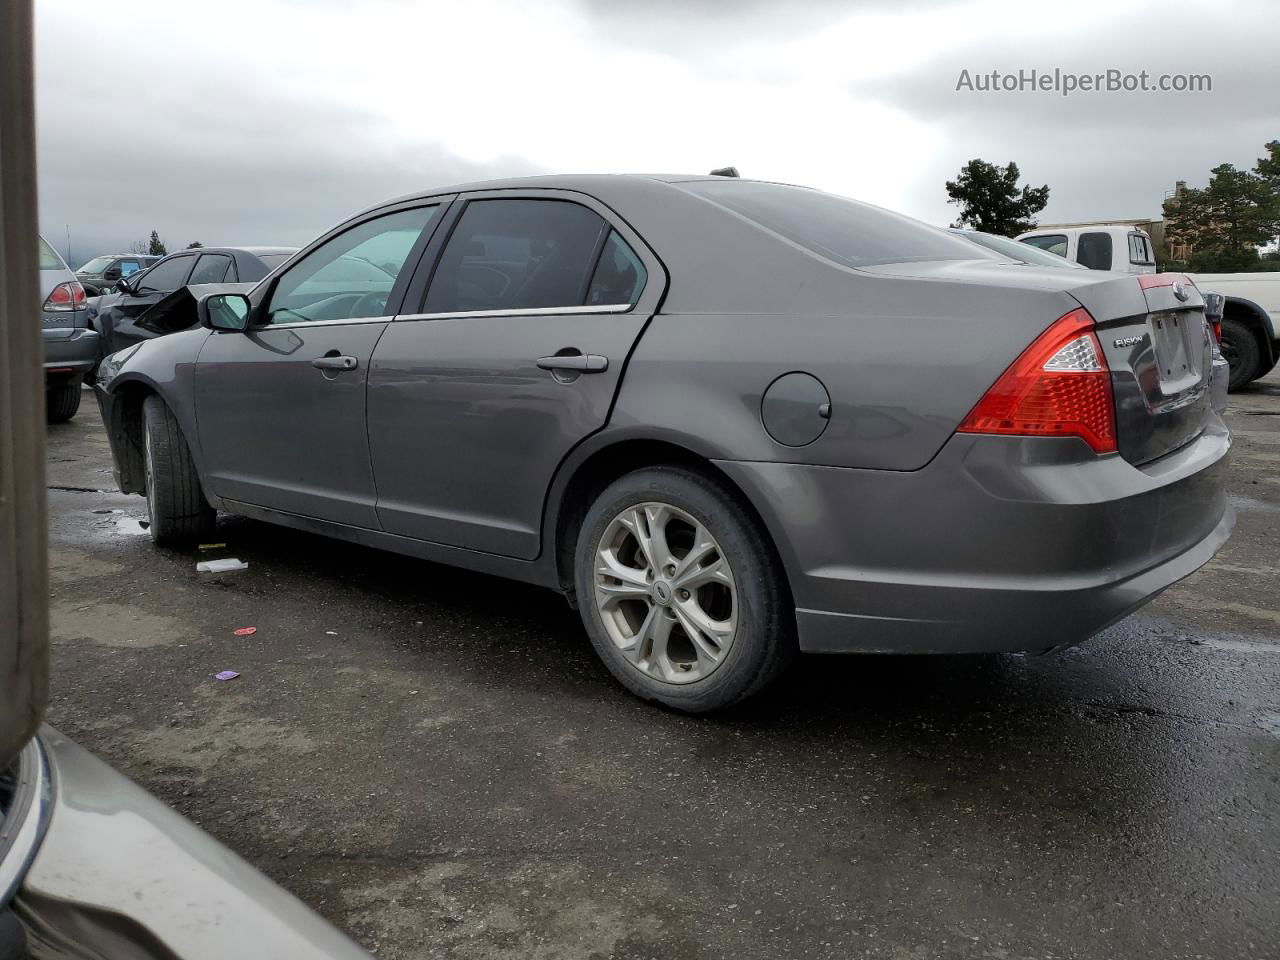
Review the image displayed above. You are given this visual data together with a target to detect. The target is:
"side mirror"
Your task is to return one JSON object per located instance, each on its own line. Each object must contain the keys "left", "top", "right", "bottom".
{"left": 103, "top": 266, "right": 121, "bottom": 282}
{"left": 198, "top": 292, "right": 251, "bottom": 331}
{"left": 115, "top": 277, "right": 134, "bottom": 294}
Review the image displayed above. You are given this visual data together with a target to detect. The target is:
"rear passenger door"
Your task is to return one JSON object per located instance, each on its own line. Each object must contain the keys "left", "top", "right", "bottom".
{"left": 367, "top": 191, "right": 664, "bottom": 559}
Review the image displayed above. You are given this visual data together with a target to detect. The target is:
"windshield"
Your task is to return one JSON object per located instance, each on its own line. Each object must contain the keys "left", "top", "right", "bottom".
{"left": 957, "top": 230, "right": 1086, "bottom": 269}
{"left": 681, "top": 180, "right": 985, "bottom": 268}
{"left": 76, "top": 255, "right": 115, "bottom": 273}
{"left": 38, "top": 237, "right": 67, "bottom": 271}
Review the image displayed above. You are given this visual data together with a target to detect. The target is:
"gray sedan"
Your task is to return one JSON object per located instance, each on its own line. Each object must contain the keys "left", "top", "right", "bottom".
{"left": 95, "top": 174, "right": 1233, "bottom": 712}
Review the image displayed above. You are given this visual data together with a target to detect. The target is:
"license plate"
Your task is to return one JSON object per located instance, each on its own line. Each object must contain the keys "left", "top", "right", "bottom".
{"left": 1149, "top": 311, "right": 1203, "bottom": 394}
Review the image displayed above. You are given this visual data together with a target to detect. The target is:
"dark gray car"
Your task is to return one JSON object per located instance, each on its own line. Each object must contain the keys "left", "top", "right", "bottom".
{"left": 95, "top": 175, "right": 1234, "bottom": 712}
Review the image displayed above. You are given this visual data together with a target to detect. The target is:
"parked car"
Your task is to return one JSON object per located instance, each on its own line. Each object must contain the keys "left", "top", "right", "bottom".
{"left": 91, "top": 246, "right": 297, "bottom": 355}
{"left": 950, "top": 228, "right": 1089, "bottom": 268}
{"left": 74, "top": 252, "right": 161, "bottom": 295}
{"left": 1016, "top": 225, "right": 1158, "bottom": 274}
{"left": 38, "top": 235, "right": 97, "bottom": 423}
{"left": 1180, "top": 272, "right": 1280, "bottom": 390}
{"left": 95, "top": 174, "right": 1233, "bottom": 712}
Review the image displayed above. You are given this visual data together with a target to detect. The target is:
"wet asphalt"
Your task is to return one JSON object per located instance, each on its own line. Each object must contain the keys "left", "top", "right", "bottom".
{"left": 44, "top": 370, "right": 1279, "bottom": 960}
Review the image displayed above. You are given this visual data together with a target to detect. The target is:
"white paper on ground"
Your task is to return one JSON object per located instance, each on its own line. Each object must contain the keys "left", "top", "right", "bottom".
{"left": 195, "top": 558, "right": 249, "bottom": 573}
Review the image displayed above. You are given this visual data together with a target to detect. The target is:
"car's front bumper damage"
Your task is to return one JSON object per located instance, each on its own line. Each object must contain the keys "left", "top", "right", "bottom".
{"left": 717, "top": 421, "right": 1234, "bottom": 655}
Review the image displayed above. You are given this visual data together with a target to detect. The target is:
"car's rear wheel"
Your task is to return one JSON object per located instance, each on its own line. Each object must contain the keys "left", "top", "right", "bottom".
{"left": 142, "top": 395, "right": 215, "bottom": 545}
{"left": 1220, "top": 317, "right": 1261, "bottom": 391}
{"left": 575, "top": 466, "right": 793, "bottom": 712}
{"left": 45, "top": 379, "right": 81, "bottom": 423}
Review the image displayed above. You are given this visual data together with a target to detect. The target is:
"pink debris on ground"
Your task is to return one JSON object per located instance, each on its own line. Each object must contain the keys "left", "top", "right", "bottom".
{"left": 233, "top": 627, "right": 257, "bottom": 637}
{"left": 214, "top": 670, "right": 240, "bottom": 681}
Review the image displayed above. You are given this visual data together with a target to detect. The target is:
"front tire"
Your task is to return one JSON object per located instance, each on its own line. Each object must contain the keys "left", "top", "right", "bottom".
{"left": 45, "top": 380, "right": 81, "bottom": 423}
{"left": 574, "top": 466, "right": 793, "bottom": 712}
{"left": 142, "top": 395, "right": 215, "bottom": 545}
{"left": 1220, "top": 317, "right": 1261, "bottom": 391}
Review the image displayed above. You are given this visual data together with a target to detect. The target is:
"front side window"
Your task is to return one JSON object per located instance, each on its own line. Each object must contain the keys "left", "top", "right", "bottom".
{"left": 264, "top": 206, "right": 437, "bottom": 325}
{"left": 189, "top": 253, "right": 235, "bottom": 284}
{"left": 1077, "top": 232, "right": 1113, "bottom": 271}
{"left": 1021, "top": 234, "right": 1069, "bottom": 258}
{"left": 135, "top": 255, "right": 195, "bottom": 293}
{"left": 118, "top": 259, "right": 142, "bottom": 276}
{"left": 587, "top": 230, "right": 647, "bottom": 305}
{"left": 424, "top": 199, "right": 610, "bottom": 314}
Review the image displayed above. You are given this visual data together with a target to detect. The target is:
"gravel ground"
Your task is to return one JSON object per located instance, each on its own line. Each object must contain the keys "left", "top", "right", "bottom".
{"left": 43, "top": 369, "right": 1280, "bottom": 960}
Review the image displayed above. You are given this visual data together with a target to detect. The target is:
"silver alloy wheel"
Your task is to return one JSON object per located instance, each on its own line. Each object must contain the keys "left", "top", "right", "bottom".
{"left": 143, "top": 422, "right": 156, "bottom": 527}
{"left": 593, "top": 501, "right": 738, "bottom": 684}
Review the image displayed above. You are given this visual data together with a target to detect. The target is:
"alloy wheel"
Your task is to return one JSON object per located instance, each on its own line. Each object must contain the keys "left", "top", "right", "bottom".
{"left": 593, "top": 501, "right": 738, "bottom": 684}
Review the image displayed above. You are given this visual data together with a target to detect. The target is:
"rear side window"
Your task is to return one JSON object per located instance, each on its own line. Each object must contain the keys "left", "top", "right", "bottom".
{"left": 135, "top": 255, "right": 195, "bottom": 293}
{"left": 425, "top": 199, "right": 610, "bottom": 313}
{"left": 680, "top": 180, "right": 980, "bottom": 268}
{"left": 1077, "top": 232, "right": 1113, "bottom": 271}
{"left": 587, "top": 230, "right": 647, "bottom": 306}
{"left": 1021, "top": 234, "right": 1068, "bottom": 258}
{"left": 38, "top": 237, "right": 66, "bottom": 270}
{"left": 1129, "top": 234, "right": 1154, "bottom": 265}
{"left": 189, "top": 253, "right": 235, "bottom": 284}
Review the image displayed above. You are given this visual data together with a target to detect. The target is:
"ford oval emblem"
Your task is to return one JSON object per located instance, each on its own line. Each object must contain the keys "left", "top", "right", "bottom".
{"left": 1172, "top": 281, "right": 1190, "bottom": 302}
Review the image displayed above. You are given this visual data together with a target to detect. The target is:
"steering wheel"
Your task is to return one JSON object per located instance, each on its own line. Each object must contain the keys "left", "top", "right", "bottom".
{"left": 349, "top": 291, "right": 389, "bottom": 318}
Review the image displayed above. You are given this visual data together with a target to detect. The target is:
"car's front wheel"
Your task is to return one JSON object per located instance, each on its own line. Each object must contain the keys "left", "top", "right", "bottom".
{"left": 142, "top": 395, "right": 215, "bottom": 545}
{"left": 45, "top": 379, "right": 81, "bottom": 423}
{"left": 574, "top": 466, "right": 793, "bottom": 712}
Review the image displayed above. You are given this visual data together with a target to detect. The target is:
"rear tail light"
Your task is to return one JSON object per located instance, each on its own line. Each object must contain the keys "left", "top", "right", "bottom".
{"left": 43, "top": 280, "right": 87, "bottom": 312}
{"left": 957, "top": 307, "right": 1116, "bottom": 454}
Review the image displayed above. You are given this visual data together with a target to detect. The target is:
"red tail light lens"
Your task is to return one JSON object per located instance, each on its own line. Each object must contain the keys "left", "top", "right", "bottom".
{"left": 957, "top": 307, "right": 1116, "bottom": 454}
{"left": 43, "top": 280, "right": 87, "bottom": 312}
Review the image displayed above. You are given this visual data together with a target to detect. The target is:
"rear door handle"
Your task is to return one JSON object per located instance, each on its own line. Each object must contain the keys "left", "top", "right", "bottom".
{"left": 311, "top": 355, "right": 358, "bottom": 371}
{"left": 536, "top": 354, "right": 608, "bottom": 373}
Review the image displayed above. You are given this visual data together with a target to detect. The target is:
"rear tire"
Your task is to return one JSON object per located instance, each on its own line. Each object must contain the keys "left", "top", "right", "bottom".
{"left": 1220, "top": 317, "right": 1261, "bottom": 391}
{"left": 142, "top": 395, "right": 215, "bottom": 545}
{"left": 45, "top": 380, "right": 81, "bottom": 423}
{"left": 574, "top": 465, "right": 794, "bottom": 713}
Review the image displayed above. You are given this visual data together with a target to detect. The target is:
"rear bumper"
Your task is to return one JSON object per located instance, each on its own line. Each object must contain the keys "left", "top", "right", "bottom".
{"left": 8, "top": 727, "right": 369, "bottom": 959}
{"left": 41, "top": 325, "right": 99, "bottom": 377}
{"left": 716, "top": 423, "right": 1233, "bottom": 654}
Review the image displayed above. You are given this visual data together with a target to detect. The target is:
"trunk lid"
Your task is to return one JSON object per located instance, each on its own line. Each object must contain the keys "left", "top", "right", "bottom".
{"left": 1075, "top": 273, "right": 1214, "bottom": 466}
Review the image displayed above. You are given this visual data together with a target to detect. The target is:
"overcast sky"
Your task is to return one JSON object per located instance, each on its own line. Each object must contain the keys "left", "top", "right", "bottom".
{"left": 35, "top": 0, "right": 1278, "bottom": 267}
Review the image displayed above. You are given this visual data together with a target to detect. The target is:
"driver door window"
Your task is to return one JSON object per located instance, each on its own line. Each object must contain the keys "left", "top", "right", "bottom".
{"left": 263, "top": 206, "right": 438, "bottom": 325}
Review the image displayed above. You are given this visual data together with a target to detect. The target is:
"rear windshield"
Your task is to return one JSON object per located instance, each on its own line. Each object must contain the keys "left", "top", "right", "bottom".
{"left": 257, "top": 253, "right": 294, "bottom": 269}
{"left": 77, "top": 255, "right": 114, "bottom": 273}
{"left": 957, "top": 230, "right": 1085, "bottom": 269}
{"left": 680, "top": 180, "right": 983, "bottom": 268}
{"left": 38, "top": 237, "right": 67, "bottom": 271}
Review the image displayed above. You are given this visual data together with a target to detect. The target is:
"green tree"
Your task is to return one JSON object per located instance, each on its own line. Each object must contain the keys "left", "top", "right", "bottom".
{"left": 148, "top": 230, "right": 167, "bottom": 256}
{"left": 945, "top": 159, "right": 1050, "bottom": 235}
{"left": 1164, "top": 148, "right": 1280, "bottom": 272}
{"left": 185, "top": 241, "right": 203, "bottom": 249}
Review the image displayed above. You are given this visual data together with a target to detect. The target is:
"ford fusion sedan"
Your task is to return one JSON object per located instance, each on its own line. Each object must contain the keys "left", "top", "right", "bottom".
{"left": 96, "top": 175, "right": 1233, "bottom": 712}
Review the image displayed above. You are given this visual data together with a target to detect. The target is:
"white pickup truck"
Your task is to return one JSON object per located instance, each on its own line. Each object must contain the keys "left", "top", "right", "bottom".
{"left": 1017, "top": 224, "right": 1280, "bottom": 390}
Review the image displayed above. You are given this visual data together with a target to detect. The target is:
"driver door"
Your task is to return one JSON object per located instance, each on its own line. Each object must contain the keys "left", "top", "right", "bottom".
{"left": 193, "top": 204, "right": 443, "bottom": 528}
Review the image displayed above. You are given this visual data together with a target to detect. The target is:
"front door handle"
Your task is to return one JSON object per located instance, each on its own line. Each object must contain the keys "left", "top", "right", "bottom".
{"left": 311, "top": 355, "right": 358, "bottom": 371}
{"left": 536, "top": 354, "right": 608, "bottom": 373}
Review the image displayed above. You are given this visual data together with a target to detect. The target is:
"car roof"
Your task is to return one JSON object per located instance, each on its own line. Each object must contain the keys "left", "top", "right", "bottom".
{"left": 162, "top": 246, "right": 299, "bottom": 257}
